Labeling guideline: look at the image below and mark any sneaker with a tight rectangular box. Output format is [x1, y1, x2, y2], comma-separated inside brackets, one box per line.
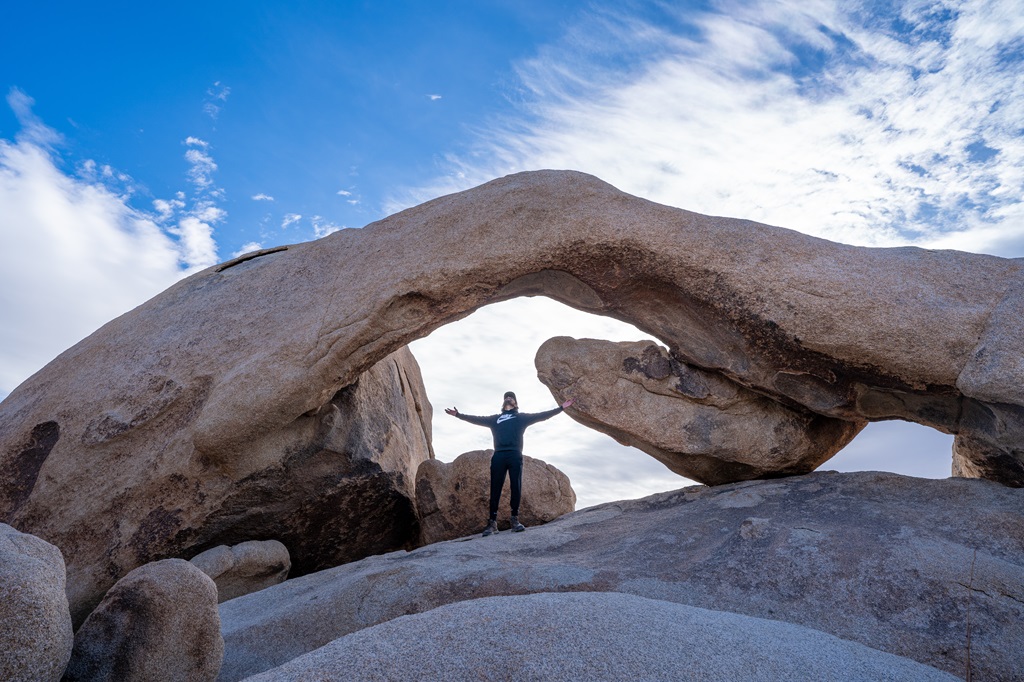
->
[510, 516, 526, 532]
[482, 519, 498, 537]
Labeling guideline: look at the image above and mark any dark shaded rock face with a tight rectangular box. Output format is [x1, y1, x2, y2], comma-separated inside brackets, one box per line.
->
[536, 337, 864, 484]
[2, 169, 1023, 616]
[218, 472, 1024, 682]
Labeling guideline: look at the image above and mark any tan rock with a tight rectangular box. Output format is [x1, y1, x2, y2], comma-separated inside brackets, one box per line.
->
[218, 472, 1024, 682]
[0, 524, 73, 682]
[1, 347, 431, 625]
[416, 450, 575, 543]
[190, 540, 291, 602]
[536, 337, 864, 484]
[63, 558, 222, 682]
[3, 169, 1023, 613]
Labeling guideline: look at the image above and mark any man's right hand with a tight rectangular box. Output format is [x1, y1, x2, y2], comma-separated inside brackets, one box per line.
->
[445, 407, 459, 416]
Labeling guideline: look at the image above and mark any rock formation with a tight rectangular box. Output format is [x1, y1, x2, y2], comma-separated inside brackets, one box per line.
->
[240, 592, 958, 681]
[3, 169, 1024, 616]
[415, 450, 575, 544]
[536, 337, 865, 484]
[218, 472, 1023, 682]
[1, 347, 432, 625]
[63, 559, 222, 682]
[0, 524, 73, 682]
[190, 540, 291, 603]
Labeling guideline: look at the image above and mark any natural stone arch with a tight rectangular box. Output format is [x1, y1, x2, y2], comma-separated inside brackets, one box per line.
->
[2, 169, 1023, 620]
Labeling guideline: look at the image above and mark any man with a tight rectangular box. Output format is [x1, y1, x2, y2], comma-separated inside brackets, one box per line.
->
[445, 391, 574, 536]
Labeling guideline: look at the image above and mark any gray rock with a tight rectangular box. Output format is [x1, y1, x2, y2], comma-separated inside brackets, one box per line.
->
[218, 472, 1023, 682]
[0, 524, 73, 682]
[416, 450, 575, 544]
[190, 540, 291, 602]
[63, 559, 222, 682]
[239, 592, 959, 682]
[536, 336, 864, 484]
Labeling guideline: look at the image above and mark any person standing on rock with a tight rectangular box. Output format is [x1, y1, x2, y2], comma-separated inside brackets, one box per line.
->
[445, 391, 573, 537]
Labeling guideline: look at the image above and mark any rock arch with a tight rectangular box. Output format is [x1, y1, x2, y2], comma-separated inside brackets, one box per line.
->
[2, 169, 1023, 619]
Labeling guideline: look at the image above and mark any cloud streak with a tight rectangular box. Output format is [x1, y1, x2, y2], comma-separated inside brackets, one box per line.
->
[394, 0, 1024, 257]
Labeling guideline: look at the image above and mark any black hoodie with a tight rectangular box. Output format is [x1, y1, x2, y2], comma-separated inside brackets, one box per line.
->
[455, 406, 563, 453]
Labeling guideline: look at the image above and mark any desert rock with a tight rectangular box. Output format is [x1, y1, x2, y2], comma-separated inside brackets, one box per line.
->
[63, 558, 223, 682]
[415, 450, 575, 544]
[4, 170, 1024, 610]
[190, 540, 291, 602]
[240, 592, 958, 682]
[0, 524, 73, 682]
[536, 337, 865, 484]
[1, 346, 431, 625]
[218, 471, 1023, 681]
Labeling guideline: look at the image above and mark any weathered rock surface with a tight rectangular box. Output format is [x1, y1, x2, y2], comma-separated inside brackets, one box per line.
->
[63, 558, 222, 682]
[218, 472, 1023, 682]
[537, 336, 865, 484]
[241, 592, 958, 682]
[1, 346, 431, 625]
[415, 450, 575, 543]
[190, 540, 291, 602]
[0, 524, 73, 682]
[4, 170, 1024, 609]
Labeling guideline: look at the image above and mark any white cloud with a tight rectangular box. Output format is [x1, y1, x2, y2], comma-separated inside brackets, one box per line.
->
[392, 0, 1024, 257]
[311, 215, 344, 238]
[184, 142, 217, 191]
[252, 193, 274, 201]
[336, 189, 352, 196]
[428, 94, 442, 101]
[204, 82, 231, 120]
[0, 93, 187, 393]
[232, 241, 264, 258]
[281, 213, 302, 228]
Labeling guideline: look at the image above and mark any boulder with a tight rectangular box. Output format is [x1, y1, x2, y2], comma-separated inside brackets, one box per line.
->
[415, 450, 575, 543]
[1, 346, 431, 625]
[4, 169, 1024, 609]
[218, 472, 1023, 682]
[536, 337, 864, 485]
[239, 592, 958, 682]
[63, 558, 222, 682]
[0, 524, 73, 682]
[190, 540, 291, 602]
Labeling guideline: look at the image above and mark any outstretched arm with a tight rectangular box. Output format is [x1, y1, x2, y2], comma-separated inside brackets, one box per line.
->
[445, 407, 493, 426]
[522, 399, 574, 426]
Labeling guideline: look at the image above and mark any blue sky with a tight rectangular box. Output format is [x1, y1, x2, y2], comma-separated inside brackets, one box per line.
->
[2, 1, 1022, 507]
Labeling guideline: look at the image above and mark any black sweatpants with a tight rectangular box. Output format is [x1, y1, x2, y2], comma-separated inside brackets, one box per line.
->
[489, 449, 523, 519]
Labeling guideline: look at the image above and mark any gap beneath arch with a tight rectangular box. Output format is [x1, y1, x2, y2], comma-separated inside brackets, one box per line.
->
[408, 297, 955, 510]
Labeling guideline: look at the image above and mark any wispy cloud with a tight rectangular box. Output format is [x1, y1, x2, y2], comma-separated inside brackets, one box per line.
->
[311, 215, 344, 238]
[204, 81, 231, 120]
[252, 193, 274, 201]
[232, 241, 264, 258]
[392, 0, 1024, 257]
[281, 213, 302, 228]
[428, 94, 442, 101]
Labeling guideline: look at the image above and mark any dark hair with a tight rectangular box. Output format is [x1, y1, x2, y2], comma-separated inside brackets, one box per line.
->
[503, 391, 517, 401]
